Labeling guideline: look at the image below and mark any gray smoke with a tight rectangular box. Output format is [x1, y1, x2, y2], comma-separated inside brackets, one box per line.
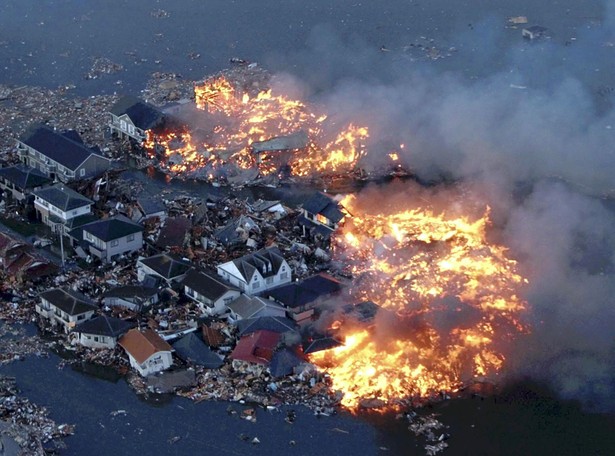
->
[268, 1, 615, 410]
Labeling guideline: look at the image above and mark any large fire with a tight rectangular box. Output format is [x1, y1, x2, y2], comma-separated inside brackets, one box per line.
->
[145, 75, 371, 179]
[309, 190, 528, 409]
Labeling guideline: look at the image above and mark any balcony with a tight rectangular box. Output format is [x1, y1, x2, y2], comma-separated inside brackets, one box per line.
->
[35, 304, 53, 319]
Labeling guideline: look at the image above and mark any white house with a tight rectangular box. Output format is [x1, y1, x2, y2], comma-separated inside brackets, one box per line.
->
[72, 216, 144, 262]
[216, 247, 291, 295]
[108, 96, 166, 142]
[118, 328, 173, 376]
[33, 184, 93, 234]
[73, 315, 134, 349]
[182, 269, 241, 316]
[36, 288, 97, 333]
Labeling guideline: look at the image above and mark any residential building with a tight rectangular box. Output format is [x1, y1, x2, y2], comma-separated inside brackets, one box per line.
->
[298, 192, 345, 238]
[0, 165, 51, 204]
[108, 96, 165, 142]
[266, 273, 342, 324]
[36, 288, 97, 333]
[216, 247, 291, 295]
[137, 253, 192, 286]
[230, 330, 281, 366]
[118, 328, 173, 376]
[226, 295, 287, 323]
[0, 232, 57, 282]
[71, 216, 144, 262]
[73, 315, 134, 349]
[171, 333, 223, 369]
[133, 198, 167, 223]
[17, 124, 110, 182]
[33, 184, 93, 234]
[102, 285, 159, 312]
[181, 269, 240, 316]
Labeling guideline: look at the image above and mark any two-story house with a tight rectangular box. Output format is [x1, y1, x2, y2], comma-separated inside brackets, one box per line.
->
[216, 247, 291, 295]
[73, 315, 134, 349]
[33, 184, 93, 234]
[17, 124, 110, 182]
[36, 288, 97, 333]
[226, 295, 287, 323]
[71, 216, 144, 262]
[118, 328, 173, 376]
[181, 269, 241, 316]
[0, 165, 51, 205]
[298, 192, 346, 239]
[108, 96, 166, 142]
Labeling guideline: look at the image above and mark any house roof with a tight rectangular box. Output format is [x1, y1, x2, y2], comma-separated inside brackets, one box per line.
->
[227, 246, 286, 283]
[201, 325, 225, 347]
[155, 217, 191, 249]
[0, 165, 51, 189]
[138, 254, 192, 280]
[227, 295, 286, 320]
[110, 96, 165, 131]
[103, 285, 159, 300]
[5, 250, 57, 279]
[237, 316, 298, 337]
[172, 333, 223, 368]
[39, 288, 97, 316]
[118, 328, 172, 365]
[230, 330, 281, 365]
[303, 335, 343, 354]
[0, 232, 28, 256]
[267, 273, 342, 309]
[250, 130, 309, 153]
[33, 184, 93, 211]
[74, 315, 134, 338]
[81, 216, 143, 242]
[137, 198, 166, 216]
[342, 300, 381, 323]
[214, 215, 259, 246]
[269, 347, 305, 378]
[19, 124, 105, 170]
[301, 192, 345, 223]
[182, 269, 238, 301]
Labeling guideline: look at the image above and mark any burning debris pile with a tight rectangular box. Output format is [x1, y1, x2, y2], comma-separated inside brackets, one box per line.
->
[309, 185, 529, 410]
[144, 65, 375, 183]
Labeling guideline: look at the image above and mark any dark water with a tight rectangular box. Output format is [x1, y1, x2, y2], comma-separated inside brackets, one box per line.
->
[2, 1, 615, 455]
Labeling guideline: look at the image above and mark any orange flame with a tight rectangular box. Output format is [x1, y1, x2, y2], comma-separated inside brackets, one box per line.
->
[309, 193, 529, 410]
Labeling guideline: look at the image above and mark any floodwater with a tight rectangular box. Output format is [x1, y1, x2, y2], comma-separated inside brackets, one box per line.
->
[2, 1, 615, 455]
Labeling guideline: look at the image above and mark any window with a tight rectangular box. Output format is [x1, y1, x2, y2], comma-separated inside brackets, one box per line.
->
[266, 277, 273, 284]
[94, 336, 99, 342]
[127, 234, 135, 242]
[77, 314, 85, 320]
[72, 210, 77, 215]
[80, 169, 86, 177]
[85, 232, 93, 241]
[110, 240, 119, 247]
[280, 272, 288, 280]
[252, 282, 260, 290]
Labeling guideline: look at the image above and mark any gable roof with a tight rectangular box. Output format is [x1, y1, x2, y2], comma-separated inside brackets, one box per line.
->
[0, 232, 28, 257]
[227, 246, 286, 283]
[82, 216, 143, 242]
[301, 192, 344, 223]
[118, 328, 172, 364]
[136, 198, 166, 216]
[230, 330, 281, 365]
[214, 215, 259, 246]
[172, 333, 223, 368]
[103, 285, 159, 300]
[74, 315, 134, 337]
[155, 217, 190, 249]
[110, 96, 165, 130]
[19, 124, 105, 170]
[267, 273, 342, 309]
[269, 347, 305, 377]
[237, 316, 298, 337]
[39, 288, 97, 316]
[227, 295, 286, 320]
[0, 165, 51, 189]
[182, 269, 238, 300]
[303, 335, 343, 354]
[138, 254, 192, 280]
[33, 184, 93, 211]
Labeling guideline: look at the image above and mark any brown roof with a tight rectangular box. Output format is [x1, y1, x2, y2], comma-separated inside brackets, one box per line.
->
[202, 325, 225, 348]
[118, 328, 172, 364]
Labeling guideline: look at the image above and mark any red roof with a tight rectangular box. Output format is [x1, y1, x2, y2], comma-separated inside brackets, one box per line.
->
[118, 328, 172, 364]
[230, 330, 280, 365]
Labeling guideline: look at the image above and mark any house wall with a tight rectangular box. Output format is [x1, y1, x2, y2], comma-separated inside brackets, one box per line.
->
[78, 333, 117, 349]
[0, 180, 26, 202]
[34, 197, 91, 224]
[78, 154, 111, 180]
[36, 297, 95, 333]
[86, 231, 143, 262]
[217, 260, 292, 296]
[103, 293, 158, 312]
[109, 114, 147, 142]
[185, 286, 240, 316]
[129, 351, 172, 376]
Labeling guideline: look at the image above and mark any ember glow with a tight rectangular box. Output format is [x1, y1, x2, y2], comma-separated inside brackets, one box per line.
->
[145, 75, 369, 179]
[309, 192, 529, 410]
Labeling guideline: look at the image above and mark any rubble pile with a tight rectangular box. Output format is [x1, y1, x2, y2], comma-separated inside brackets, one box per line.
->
[0, 323, 48, 366]
[400, 412, 450, 456]
[0, 375, 74, 455]
[84, 58, 124, 80]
